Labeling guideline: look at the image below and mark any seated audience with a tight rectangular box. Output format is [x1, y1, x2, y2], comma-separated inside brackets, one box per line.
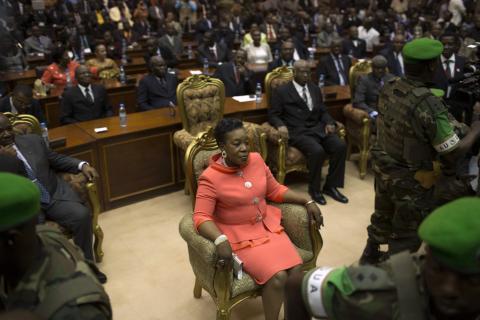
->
[213, 49, 254, 97]
[197, 30, 231, 67]
[0, 113, 106, 283]
[358, 16, 380, 53]
[0, 36, 27, 72]
[245, 29, 273, 64]
[195, 11, 216, 42]
[143, 37, 177, 68]
[87, 44, 120, 80]
[285, 198, 480, 320]
[342, 25, 367, 59]
[176, 0, 198, 33]
[193, 117, 323, 320]
[242, 23, 268, 48]
[316, 22, 340, 48]
[24, 25, 53, 56]
[269, 60, 348, 205]
[268, 40, 296, 71]
[75, 25, 95, 55]
[41, 46, 80, 87]
[0, 84, 46, 123]
[60, 65, 113, 124]
[159, 22, 183, 58]
[353, 55, 394, 119]
[0, 171, 112, 315]
[261, 11, 279, 43]
[272, 26, 308, 61]
[137, 56, 177, 111]
[103, 30, 122, 60]
[165, 12, 183, 37]
[380, 34, 406, 77]
[132, 15, 151, 41]
[317, 38, 352, 86]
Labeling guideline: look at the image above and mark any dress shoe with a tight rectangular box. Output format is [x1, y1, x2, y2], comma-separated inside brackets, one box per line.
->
[94, 269, 108, 284]
[322, 187, 348, 203]
[309, 189, 327, 205]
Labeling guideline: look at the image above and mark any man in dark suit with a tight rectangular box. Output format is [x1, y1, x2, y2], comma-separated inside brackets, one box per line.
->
[353, 55, 395, 118]
[261, 12, 280, 43]
[137, 56, 177, 111]
[268, 40, 296, 71]
[213, 49, 254, 97]
[342, 26, 367, 59]
[0, 113, 105, 283]
[143, 37, 178, 68]
[60, 66, 113, 125]
[197, 30, 232, 67]
[0, 84, 46, 124]
[271, 27, 309, 61]
[380, 34, 406, 77]
[317, 38, 352, 86]
[268, 60, 348, 205]
[158, 22, 183, 57]
[433, 33, 467, 121]
[195, 11, 216, 42]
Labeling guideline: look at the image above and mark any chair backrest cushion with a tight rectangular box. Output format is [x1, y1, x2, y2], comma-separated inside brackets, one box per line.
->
[348, 60, 372, 96]
[265, 67, 294, 108]
[177, 75, 225, 135]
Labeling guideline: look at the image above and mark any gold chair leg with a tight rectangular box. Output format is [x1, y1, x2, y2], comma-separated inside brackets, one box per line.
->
[277, 171, 286, 185]
[184, 180, 190, 195]
[193, 277, 202, 298]
[216, 309, 229, 320]
[359, 150, 368, 179]
[94, 225, 105, 263]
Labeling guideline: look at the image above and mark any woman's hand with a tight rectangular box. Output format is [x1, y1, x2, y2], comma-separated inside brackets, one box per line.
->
[306, 202, 324, 229]
[215, 241, 233, 269]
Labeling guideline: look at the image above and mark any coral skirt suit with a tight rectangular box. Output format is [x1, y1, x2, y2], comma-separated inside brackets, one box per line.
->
[193, 152, 302, 284]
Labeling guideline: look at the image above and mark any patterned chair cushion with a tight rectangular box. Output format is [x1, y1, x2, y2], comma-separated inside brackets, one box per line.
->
[270, 77, 292, 92]
[183, 85, 223, 136]
[173, 129, 195, 152]
[59, 172, 90, 204]
[193, 148, 220, 183]
[286, 146, 306, 167]
[12, 123, 35, 135]
[243, 122, 265, 156]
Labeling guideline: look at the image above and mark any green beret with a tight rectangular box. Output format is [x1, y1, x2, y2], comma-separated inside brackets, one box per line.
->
[419, 197, 480, 274]
[0, 173, 40, 232]
[402, 38, 444, 63]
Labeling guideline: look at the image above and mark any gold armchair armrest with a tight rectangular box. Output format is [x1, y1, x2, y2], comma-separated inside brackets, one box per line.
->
[86, 181, 104, 263]
[343, 104, 370, 126]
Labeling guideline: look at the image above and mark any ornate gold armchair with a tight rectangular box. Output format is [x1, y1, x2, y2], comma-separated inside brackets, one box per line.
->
[342, 60, 372, 179]
[261, 66, 345, 184]
[173, 75, 226, 153]
[178, 127, 322, 320]
[5, 113, 105, 262]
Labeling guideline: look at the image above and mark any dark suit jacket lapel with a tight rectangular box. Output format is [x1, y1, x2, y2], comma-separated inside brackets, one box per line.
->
[287, 82, 309, 111]
[308, 83, 319, 112]
[14, 136, 38, 175]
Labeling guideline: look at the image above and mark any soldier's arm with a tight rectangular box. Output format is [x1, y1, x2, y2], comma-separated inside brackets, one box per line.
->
[299, 265, 396, 320]
[418, 96, 480, 168]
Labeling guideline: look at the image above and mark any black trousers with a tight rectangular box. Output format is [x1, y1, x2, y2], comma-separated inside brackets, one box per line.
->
[42, 200, 94, 261]
[291, 133, 347, 191]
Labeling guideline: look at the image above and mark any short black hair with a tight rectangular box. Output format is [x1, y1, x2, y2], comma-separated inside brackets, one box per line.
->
[214, 118, 243, 146]
[439, 32, 458, 44]
[12, 84, 33, 98]
[50, 45, 67, 64]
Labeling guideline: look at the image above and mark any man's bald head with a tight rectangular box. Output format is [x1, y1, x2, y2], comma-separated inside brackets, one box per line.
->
[293, 60, 311, 86]
[0, 113, 14, 147]
[149, 56, 166, 78]
[75, 65, 92, 87]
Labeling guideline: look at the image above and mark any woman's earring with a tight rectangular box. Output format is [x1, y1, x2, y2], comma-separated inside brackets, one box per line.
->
[221, 150, 227, 159]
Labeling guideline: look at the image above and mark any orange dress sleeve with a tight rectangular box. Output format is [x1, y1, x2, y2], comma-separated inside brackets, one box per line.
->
[41, 65, 54, 84]
[264, 157, 288, 202]
[193, 173, 217, 230]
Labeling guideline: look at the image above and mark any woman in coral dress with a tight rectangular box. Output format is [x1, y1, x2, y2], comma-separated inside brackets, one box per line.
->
[193, 118, 323, 320]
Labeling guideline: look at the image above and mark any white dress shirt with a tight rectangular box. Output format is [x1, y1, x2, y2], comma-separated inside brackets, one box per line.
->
[78, 84, 94, 102]
[9, 97, 18, 114]
[293, 80, 313, 111]
[441, 54, 456, 97]
[358, 26, 380, 52]
[394, 52, 404, 75]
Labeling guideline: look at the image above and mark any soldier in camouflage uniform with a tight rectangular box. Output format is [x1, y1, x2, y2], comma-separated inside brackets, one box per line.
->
[358, 38, 480, 264]
[0, 172, 112, 320]
[285, 197, 480, 320]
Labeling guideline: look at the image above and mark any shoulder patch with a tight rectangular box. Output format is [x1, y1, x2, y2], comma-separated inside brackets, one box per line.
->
[346, 265, 395, 291]
[412, 87, 430, 97]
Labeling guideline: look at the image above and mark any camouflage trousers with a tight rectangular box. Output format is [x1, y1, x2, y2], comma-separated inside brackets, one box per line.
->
[367, 170, 435, 255]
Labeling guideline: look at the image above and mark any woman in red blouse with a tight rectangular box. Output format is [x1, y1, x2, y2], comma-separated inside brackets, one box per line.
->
[41, 46, 79, 87]
[193, 118, 323, 320]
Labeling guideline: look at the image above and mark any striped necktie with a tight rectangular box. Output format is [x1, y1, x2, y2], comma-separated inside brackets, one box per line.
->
[16, 153, 51, 204]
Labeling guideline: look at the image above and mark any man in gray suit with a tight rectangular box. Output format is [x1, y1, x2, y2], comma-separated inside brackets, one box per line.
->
[158, 22, 183, 58]
[0, 113, 106, 282]
[353, 55, 394, 120]
[23, 25, 53, 55]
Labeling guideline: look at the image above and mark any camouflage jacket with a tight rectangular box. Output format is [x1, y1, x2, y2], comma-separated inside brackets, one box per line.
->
[303, 252, 445, 320]
[0, 226, 111, 320]
[373, 77, 460, 176]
